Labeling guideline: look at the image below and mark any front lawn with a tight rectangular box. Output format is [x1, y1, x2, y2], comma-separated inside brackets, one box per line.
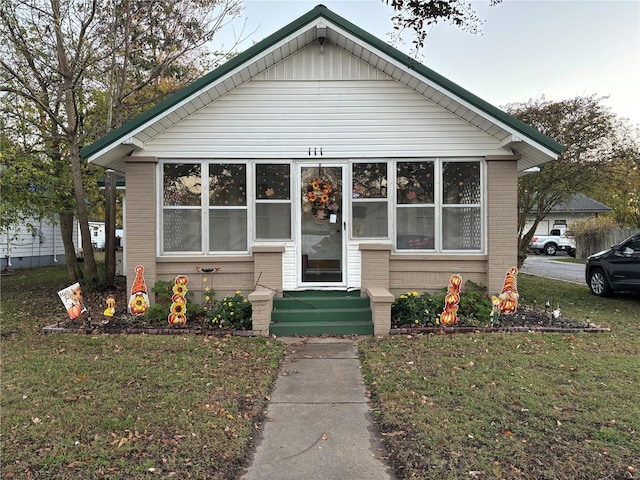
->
[0, 267, 284, 479]
[2, 267, 638, 479]
[359, 275, 640, 479]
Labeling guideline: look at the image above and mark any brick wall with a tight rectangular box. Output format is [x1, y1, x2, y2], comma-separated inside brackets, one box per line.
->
[486, 159, 518, 294]
[124, 157, 158, 301]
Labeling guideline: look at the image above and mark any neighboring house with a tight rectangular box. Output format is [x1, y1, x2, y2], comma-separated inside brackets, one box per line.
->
[1, 216, 76, 270]
[82, 5, 562, 335]
[527, 193, 612, 235]
[78, 221, 106, 251]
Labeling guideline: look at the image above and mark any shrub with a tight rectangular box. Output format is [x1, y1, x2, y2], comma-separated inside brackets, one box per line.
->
[391, 281, 493, 328]
[457, 280, 493, 327]
[144, 279, 206, 325]
[391, 291, 440, 327]
[207, 291, 253, 330]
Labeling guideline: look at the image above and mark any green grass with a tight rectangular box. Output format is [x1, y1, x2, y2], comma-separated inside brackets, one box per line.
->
[3, 266, 639, 479]
[0, 266, 284, 479]
[548, 256, 585, 264]
[359, 275, 640, 479]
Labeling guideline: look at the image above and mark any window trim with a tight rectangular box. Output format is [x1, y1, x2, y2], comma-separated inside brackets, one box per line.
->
[254, 161, 293, 241]
[394, 157, 485, 253]
[159, 159, 251, 255]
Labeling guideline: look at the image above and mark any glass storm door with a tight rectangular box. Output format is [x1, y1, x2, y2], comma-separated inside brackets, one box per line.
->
[299, 164, 345, 285]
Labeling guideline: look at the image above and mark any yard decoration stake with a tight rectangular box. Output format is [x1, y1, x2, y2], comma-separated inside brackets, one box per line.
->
[129, 265, 150, 316]
[58, 282, 87, 319]
[440, 274, 462, 325]
[492, 267, 519, 316]
[103, 294, 116, 317]
[168, 275, 189, 325]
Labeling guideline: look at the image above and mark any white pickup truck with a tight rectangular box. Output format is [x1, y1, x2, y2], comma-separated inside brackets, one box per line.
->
[529, 228, 576, 257]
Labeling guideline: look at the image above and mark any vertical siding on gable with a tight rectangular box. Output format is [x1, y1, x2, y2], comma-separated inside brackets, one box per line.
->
[142, 58, 506, 161]
[143, 79, 505, 160]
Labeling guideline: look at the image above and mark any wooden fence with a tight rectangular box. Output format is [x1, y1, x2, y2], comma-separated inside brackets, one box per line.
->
[576, 228, 640, 259]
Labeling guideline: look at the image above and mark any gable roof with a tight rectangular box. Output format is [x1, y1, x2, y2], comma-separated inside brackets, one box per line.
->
[82, 4, 563, 172]
[551, 193, 611, 214]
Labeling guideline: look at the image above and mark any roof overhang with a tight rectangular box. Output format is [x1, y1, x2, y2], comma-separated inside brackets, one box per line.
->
[82, 5, 562, 173]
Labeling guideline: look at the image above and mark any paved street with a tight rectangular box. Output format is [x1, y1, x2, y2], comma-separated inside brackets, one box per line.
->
[521, 254, 586, 285]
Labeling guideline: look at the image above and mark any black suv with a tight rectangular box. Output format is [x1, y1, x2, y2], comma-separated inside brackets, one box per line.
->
[585, 232, 640, 296]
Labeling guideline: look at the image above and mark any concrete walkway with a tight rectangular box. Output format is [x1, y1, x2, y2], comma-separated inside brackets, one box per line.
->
[241, 337, 395, 480]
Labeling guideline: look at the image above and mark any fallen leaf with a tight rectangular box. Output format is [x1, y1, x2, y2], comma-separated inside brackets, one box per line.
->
[321, 433, 328, 440]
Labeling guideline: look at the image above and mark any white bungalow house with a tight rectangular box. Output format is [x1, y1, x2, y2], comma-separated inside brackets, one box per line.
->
[82, 5, 562, 336]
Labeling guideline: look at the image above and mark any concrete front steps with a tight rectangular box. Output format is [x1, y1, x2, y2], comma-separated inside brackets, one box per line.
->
[270, 290, 374, 336]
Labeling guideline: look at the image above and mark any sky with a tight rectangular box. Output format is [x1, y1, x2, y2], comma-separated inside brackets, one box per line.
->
[216, 0, 640, 126]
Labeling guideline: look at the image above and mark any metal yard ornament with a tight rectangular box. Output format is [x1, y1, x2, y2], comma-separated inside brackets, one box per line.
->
[491, 267, 519, 317]
[168, 275, 189, 325]
[128, 265, 150, 316]
[441, 274, 462, 325]
[57, 282, 87, 319]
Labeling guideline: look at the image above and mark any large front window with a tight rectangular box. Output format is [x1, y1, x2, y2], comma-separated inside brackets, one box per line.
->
[395, 159, 483, 251]
[161, 161, 248, 253]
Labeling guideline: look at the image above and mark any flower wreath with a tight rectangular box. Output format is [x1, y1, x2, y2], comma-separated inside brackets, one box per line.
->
[305, 178, 336, 217]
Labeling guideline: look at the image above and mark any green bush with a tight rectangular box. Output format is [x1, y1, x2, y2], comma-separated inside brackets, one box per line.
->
[207, 291, 253, 330]
[391, 281, 493, 328]
[144, 279, 207, 325]
[391, 290, 441, 327]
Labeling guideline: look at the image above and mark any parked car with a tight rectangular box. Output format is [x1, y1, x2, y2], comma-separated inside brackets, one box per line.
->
[529, 228, 576, 257]
[585, 232, 640, 296]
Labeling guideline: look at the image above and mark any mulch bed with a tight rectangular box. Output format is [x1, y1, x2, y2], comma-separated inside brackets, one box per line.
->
[43, 284, 609, 336]
[392, 305, 609, 334]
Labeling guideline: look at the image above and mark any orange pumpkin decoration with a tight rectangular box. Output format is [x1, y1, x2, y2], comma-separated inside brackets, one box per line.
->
[441, 274, 462, 326]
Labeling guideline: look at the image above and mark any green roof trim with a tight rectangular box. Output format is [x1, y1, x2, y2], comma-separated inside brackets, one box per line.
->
[82, 4, 562, 160]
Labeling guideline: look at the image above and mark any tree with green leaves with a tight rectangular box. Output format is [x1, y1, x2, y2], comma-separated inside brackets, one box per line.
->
[505, 95, 632, 266]
[586, 125, 640, 228]
[1, 0, 243, 284]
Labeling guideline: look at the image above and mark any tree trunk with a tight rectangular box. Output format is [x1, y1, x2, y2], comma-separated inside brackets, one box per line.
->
[59, 212, 83, 282]
[104, 170, 117, 285]
[68, 140, 98, 281]
[52, 0, 98, 282]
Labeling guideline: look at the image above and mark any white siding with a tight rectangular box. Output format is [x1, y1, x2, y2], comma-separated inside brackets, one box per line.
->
[0, 216, 71, 269]
[347, 242, 361, 289]
[138, 44, 507, 161]
[141, 79, 504, 160]
[282, 245, 297, 290]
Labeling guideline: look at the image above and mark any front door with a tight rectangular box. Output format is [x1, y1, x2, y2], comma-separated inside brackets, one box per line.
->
[298, 164, 346, 286]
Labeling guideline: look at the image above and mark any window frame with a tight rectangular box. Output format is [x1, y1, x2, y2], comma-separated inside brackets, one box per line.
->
[350, 160, 390, 240]
[159, 159, 250, 255]
[254, 161, 293, 241]
[393, 158, 485, 253]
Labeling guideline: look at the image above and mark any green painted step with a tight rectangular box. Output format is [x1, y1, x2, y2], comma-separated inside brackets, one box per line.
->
[272, 307, 372, 323]
[273, 296, 370, 310]
[270, 291, 373, 336]
[270, 321, 374, 337]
